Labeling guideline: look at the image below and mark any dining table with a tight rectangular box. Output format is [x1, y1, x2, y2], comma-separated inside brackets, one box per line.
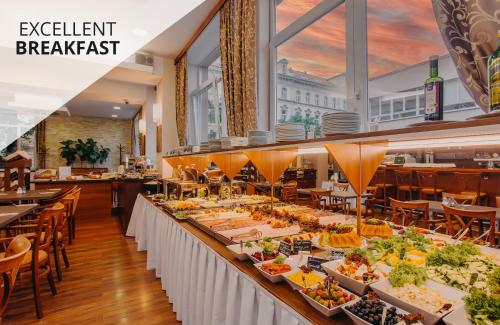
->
[297, 188, 374, 213]
[0, 204, 38, 228]
[0, 188, 62, 203]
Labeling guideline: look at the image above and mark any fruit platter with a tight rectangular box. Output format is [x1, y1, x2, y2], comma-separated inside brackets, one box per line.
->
[300, 277, 357, 317]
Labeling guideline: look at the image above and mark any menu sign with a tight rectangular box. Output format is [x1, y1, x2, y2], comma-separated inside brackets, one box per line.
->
[331, 250, 345, 261]
[307, 256, 328, 274]
[293, 240, 312, 254]
[278, 241, 292, 257]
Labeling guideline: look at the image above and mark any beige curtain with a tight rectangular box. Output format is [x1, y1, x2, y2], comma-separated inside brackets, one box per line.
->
[220, 0, 257, 136]
[433, 0, 500, 112]
[175, 55, 188, 146]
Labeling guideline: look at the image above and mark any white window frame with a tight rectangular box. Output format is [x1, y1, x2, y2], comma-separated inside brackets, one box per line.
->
[269, 0, 368, 132]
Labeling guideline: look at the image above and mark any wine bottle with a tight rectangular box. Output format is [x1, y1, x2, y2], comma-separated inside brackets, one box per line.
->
[488, 30, 500, 112]
[424, 55, 444, 120]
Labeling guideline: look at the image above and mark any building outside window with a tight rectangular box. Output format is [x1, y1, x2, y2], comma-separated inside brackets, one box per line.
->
[281, 87, 287, 99]
[296, 90, 301, 103]
[306, 92, 310, 104]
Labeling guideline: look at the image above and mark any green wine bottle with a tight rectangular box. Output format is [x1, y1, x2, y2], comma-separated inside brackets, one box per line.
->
[488, 30, 500, 112]
[424, 55, 444, 120]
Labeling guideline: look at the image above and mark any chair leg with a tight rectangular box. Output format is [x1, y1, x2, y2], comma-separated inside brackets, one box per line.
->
[53, 242, 63, 282]
[32, 269, 43, 319]
[68, 217, 73, 244]
[61, 245, 70, 268]
[72, 216, 76, 240]
[47, 267, 57, 296]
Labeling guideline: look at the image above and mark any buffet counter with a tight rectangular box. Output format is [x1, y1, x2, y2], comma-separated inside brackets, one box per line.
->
[32, 178, 112, 218]
[126, 194, 350, 325]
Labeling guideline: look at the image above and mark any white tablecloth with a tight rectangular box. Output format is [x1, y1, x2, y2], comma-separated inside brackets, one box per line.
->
[126, 195, 312, 325]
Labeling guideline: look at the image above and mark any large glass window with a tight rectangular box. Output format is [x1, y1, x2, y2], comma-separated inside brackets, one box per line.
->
[367, 0, 480, 125]
[274, 2, 346, 135]
[187, 13, 227, 145]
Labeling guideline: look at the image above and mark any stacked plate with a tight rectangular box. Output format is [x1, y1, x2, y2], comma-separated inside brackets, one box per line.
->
[274, 123, 305, 142]
[322, 112, 360, 135]
[200, 141, 210, 152]
[221, 137, 248, 149]
[208, 139, 222, 151]
[248, 130, 271, 146]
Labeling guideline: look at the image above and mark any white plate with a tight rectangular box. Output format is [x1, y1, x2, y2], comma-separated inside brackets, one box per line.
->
[253, 256, 298, 283]
[369, 279, 466, 325]
[341, 295, 411, 325]
[442, 304, 471, 325]
[321, 259, 389, 296]
[300, 285, 357, 317]
[282, 269, 326, 291]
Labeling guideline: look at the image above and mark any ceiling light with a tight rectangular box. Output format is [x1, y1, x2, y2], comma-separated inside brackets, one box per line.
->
[388, 133, 500, 150]
[298, 147, 328, 154]
[113, 106, 121, 110]
[111, 114, 118, 118]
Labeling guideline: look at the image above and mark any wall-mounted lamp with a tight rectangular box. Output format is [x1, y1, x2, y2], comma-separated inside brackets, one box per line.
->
[153, 103, 162, 125]
[139, 119, 146, 134]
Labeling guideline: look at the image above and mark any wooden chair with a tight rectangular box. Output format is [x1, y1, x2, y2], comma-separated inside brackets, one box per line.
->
[0, 235, 31, 318]
[442, 192, 477, 205]
[53, 188, 81, 281]
[390, 198, 430, 228]
[395, 170, 418, 200]
[442, 205, 496, 245]
[281, 186, 298, 204]
[333, 182, 349, 191]
[65, 186, 81, 243]
[3, 205, 64, 318]
[310, 190, 332, 210]
[416, 171, 444, 201]
[454, 172, 488, 206]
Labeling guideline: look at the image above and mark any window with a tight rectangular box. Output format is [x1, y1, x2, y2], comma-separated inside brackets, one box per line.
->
[186, 13, 227, 145]
[273, 1, 347, 136]
[280, 105, 288, 122]
[269, 0, 481, 133]
[281, 87, 287, 99]
[366, 0, 480, 124]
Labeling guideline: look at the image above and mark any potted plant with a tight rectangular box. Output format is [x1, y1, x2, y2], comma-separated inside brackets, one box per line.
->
[58, 140, 77, 166]
[75, 138, 110, 167]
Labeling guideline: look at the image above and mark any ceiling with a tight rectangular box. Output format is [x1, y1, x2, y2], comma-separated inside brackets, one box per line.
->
[63, 99, 141, 119]
[141, 0, 219, 58]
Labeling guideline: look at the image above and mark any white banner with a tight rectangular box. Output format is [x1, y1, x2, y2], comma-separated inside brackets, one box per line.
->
[0, 0, 204, 151]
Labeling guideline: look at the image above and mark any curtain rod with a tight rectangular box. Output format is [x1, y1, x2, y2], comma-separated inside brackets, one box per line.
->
[175, 0, 228, 64]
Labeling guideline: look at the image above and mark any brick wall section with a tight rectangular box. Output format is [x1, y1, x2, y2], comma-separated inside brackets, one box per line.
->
[45, 116, 132, 170]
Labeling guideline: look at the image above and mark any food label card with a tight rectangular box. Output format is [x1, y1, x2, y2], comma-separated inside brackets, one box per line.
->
[293, 240, 312, 254]
[278, 241, 292, 257]
[331, 250, 345, 261]
[307, 256, 328, 274]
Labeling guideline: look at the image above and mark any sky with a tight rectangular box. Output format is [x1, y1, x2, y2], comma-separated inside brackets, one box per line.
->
[276, 0, 448, 79]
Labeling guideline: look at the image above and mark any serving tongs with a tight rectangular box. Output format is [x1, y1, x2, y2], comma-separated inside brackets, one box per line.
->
[436, 303, 452, 314]
[231, 228, 263, 242]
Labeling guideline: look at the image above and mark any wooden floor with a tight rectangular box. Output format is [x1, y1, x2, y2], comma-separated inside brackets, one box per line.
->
[4, 213, 181, 325]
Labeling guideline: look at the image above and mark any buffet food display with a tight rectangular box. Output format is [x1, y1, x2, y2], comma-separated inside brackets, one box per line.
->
[148, 193, 500, 325]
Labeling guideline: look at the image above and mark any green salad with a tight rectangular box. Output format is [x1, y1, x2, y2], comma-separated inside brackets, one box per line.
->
[426, 241, 480, 267]
[388, 263, 428, 287]
[463, 266, 500, 325]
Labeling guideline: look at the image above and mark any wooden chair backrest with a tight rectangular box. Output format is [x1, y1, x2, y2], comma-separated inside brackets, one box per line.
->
[395, 170, 412, 187]
[281, 186, 297, 204]
[310, 190, 331, 209]
[496, 196, 500, 208]
[442, 205, 496, 245]
[333, 182, 349, 191]
[0, 235, 31, 317]
[246, 183, 256, 195]
[416, 171, 438, 189]
[390, 198, 429, 227]
[443, 192, 477, 205]
[33, 205, 65, 267]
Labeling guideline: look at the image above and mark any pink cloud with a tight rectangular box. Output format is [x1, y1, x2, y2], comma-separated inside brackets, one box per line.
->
[276, 0, 448, 79]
